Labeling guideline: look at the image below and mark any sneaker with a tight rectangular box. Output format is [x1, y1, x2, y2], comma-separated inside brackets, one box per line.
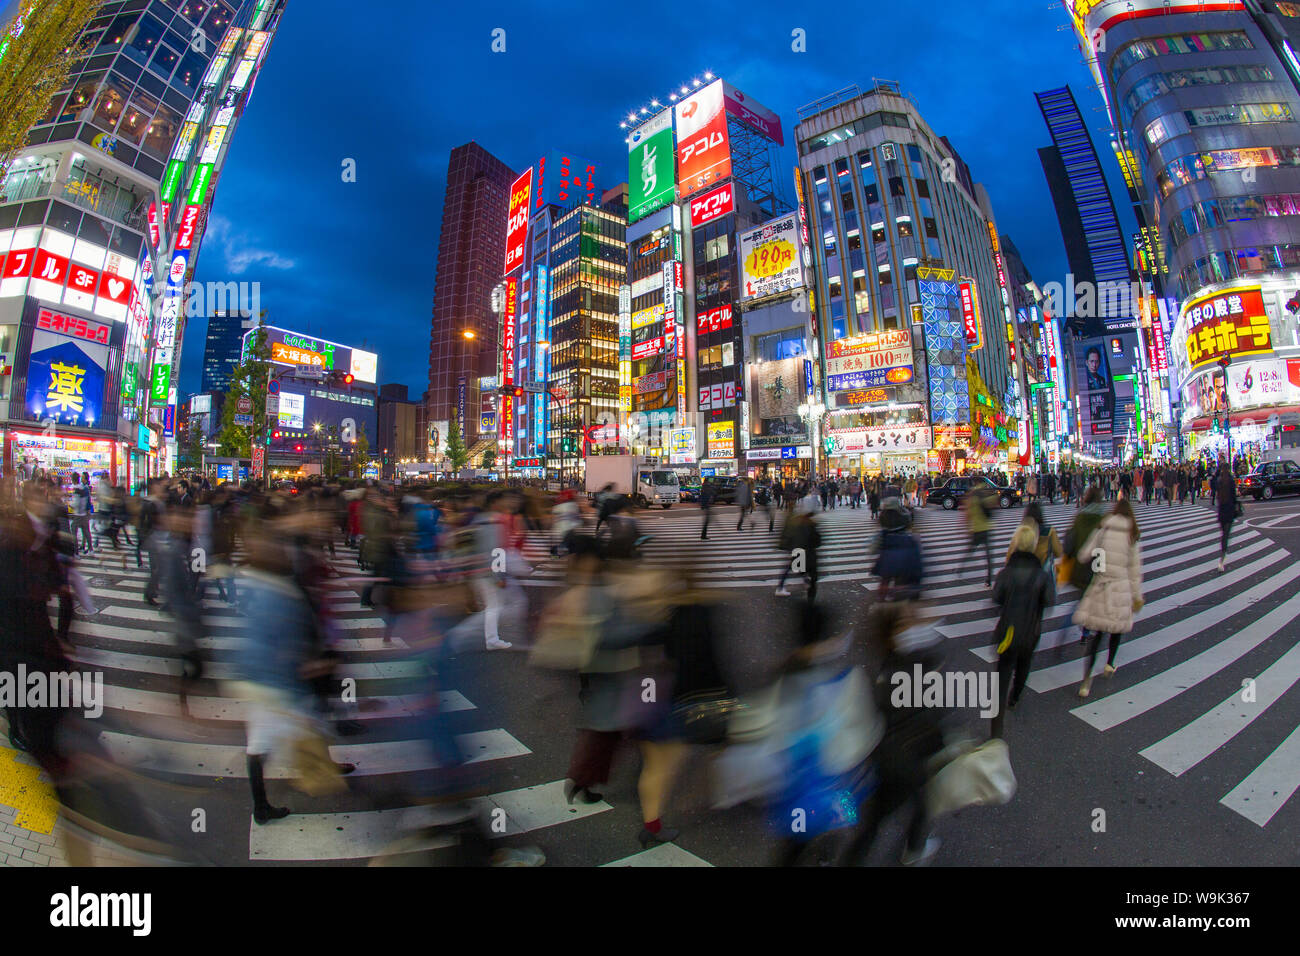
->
[1217, 558, 1225, 572]
[901, 836, 941, 867]
[1078, 676, 1092, 699]
[774, 587, 791, 597]
[485, 638, 512, 650]
[1103, 664, 1116, 678]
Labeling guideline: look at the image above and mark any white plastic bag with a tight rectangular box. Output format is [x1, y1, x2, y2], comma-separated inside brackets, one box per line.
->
[925, 737, 1017, 818]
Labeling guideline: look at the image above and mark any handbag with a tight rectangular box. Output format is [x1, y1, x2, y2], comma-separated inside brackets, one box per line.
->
[672, 688, 743, 745]
[924, 738, 1016, 818]
[528, 585, 604, 670]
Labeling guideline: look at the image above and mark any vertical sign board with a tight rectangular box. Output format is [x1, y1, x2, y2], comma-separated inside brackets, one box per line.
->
[627, 110, 676, 223]
[959, 280, 983, 351]
[457, 377, 467, 445]
[501, 277, 518, 453]
[504, 169, 533, 275]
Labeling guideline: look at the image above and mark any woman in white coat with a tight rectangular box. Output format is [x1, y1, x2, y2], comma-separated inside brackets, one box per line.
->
[1073, 497, 1144, 698]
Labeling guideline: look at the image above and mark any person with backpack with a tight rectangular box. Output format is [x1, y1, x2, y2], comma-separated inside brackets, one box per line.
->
[872, 498, 923, 602]
[1074, 498, 1144, 698]
[990, 524, 1053, 739]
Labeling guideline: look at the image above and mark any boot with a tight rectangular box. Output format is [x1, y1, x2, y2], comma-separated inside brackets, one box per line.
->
[248, 754, 290, 824]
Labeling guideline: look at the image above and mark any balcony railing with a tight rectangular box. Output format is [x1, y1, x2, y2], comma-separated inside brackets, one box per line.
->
[0, 170, 147, 232]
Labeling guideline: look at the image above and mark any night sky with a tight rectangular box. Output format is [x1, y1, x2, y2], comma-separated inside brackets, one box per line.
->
[184, 0, 1135, 398]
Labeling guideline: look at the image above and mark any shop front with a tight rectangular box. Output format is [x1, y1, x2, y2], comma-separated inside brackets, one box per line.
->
[8, 429, 124, 486]
[745, 445, 812, 478]
[825, 424, 933, 477]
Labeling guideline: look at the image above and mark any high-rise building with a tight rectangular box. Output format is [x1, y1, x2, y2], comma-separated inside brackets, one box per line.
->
[1036, 85, 1135, 334]
[0, 1, 288, 485]
[1069, 0, 1300, 462]
[490, 151, 623, 480]
[378, 383, 418, 479]
[795, 82, 1018, 473]
[201, 309, 253, 394]
[426, 142, 515, 444]
[619, 77, 790, 479]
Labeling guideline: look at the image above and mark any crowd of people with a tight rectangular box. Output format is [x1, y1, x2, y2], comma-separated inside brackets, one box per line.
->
[0, 451, 1251, 865]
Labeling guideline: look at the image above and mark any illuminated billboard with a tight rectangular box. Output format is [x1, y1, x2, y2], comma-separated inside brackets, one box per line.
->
[241, 326, 379, 384]
[722, 81, 784, 146]
[959, 280, 983, 350]
[628, 111, 675, 223]
[738, 213, 804, 301]
[504, 169, 533, 274]
[824, 330, 914, 392]
[675, 80, 731, 198]
[688, 182, 734, 228]
[502, 276, 518, 386]
[1174, 285, 1272, 379]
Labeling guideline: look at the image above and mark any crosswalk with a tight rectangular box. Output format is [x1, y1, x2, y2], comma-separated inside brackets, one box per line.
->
[34, 541, 712, 866]
[864, 500, 1300, 830]
[19, 495, 1297, 866]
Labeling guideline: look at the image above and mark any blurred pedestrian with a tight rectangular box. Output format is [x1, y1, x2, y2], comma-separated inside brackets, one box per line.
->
[1074, 498, 1144, 698]
[990, 524, 1052, 739]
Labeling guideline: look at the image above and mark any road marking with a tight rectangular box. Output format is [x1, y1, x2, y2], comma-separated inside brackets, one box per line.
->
[1025, 562, 1300, 693]
[1134, 636, 1300, 772]
[1081, 590, 1300, 733]
[71, 645, 428, 681]
[249, 779, 609, 861]
[600, 842, 713, 867]
[1220, 725, 1300, 826]
[100, 728, 530, 779]
[99, 684, 472, 722]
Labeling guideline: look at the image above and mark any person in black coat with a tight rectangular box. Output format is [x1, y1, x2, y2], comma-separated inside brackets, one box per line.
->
[1216, 463, 1238, 573]
[990, 525, 1053, 739]
[872, 501, 923, 602]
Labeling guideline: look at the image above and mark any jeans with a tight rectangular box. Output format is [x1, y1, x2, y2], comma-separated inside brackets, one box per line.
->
[71, 514, 92, 552]
[968, 530, 992, 584]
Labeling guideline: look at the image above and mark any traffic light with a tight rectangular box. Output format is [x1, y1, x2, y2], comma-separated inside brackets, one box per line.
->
[343, 373, 354, 385]
[1212, 415, 1221, 433]
[513, 386, 523, 398]
[273, 430, 282, 440]
[295, 444, 304, 453]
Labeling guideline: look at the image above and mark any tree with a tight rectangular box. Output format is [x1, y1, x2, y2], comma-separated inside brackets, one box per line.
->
[0, 2, 99, 174]
[446, 418, 469, 471]
[481, 447, 496, 469]
[351, 422, 370, 478]
[215, 316, 271, 458]
[178, 418, 205, 473]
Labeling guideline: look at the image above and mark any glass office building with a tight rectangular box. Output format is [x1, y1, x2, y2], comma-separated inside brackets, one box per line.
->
[0, 0, 287, 483]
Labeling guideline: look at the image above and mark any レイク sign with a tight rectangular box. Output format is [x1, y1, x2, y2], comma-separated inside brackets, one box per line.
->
[504, 169, 533, 274]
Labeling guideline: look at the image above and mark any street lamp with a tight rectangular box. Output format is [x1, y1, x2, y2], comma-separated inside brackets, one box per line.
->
[462, 329, 476, 341]
[798, 401, 826, 477]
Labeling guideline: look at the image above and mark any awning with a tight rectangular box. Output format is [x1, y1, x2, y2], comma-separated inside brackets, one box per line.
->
[1186, 404, 1300, 432]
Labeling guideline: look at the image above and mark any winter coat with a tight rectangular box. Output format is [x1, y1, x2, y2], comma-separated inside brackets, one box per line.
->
[992, 551, 1052, 654]
[1073, 514, 1143, 635]
[735, 481, 753, 508]
[1006, 517, 1063, 566]
[1216, 471, 1238, 525]
[872, 527, 923, 595]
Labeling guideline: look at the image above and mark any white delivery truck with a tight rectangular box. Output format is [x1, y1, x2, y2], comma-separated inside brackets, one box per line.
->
[585, 455, 680, 509]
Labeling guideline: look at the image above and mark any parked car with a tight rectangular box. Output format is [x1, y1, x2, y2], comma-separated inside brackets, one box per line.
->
[925, 476, 1021, 511]
[1238, 459, 1300, 500]
[707, 476, 741, 505]
[679, 478, 702, 503]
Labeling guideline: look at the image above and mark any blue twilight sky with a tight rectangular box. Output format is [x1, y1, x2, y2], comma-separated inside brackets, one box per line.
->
[184, 0, 1135, 399]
